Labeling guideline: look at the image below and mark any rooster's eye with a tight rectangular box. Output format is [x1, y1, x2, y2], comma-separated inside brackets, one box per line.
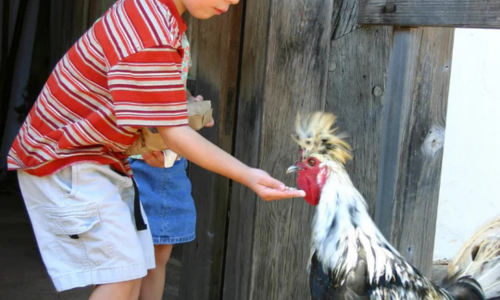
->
[308, 159, 316, 166]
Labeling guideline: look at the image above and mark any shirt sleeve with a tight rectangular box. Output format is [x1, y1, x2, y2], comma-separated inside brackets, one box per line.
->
[108, 45, 188, 128]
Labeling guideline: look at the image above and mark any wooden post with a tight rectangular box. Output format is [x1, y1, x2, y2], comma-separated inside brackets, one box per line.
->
[223, 0, 333, 299]
[326, 0, 393, 216]
[179, 4, 244, 300]
[374, 27, 454, 276]
[220, 0, 273, 298]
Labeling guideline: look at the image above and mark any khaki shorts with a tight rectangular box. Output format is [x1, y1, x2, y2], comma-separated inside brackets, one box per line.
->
[17, 163, 155, 292]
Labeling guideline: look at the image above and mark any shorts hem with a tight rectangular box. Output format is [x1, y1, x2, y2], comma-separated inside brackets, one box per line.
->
[152, 233, 195, 245]
[52, 260, 155, 292]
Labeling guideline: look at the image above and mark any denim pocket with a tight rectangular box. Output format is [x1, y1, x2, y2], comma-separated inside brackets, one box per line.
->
[43, 203, 115, 267]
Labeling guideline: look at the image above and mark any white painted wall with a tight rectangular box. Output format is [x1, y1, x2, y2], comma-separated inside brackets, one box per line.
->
[433, 28, 500, 261]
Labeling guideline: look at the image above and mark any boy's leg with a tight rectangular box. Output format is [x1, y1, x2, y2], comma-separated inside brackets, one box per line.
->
[17, 163, 155, 293]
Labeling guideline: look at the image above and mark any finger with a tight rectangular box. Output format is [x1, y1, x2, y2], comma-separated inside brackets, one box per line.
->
[141, 152, 163, 168]
[152, 151, 163, 160]
[142, 152, 154, 159]
[261, 189, 306, 201]
[205, 119, 215, 128]
[195, 95, 203, 101]
[142, 152, 155, 161]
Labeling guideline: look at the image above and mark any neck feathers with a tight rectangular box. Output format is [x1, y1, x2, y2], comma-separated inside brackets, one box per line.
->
[311, 163, 400, 284]
[310, 163, 488, 299]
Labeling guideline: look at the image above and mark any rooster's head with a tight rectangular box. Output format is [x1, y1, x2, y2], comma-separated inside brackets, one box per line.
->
[287, 112, 352, 206]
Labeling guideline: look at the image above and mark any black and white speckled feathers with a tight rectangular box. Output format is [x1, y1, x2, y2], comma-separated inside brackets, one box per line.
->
[309, 161, 462, 300]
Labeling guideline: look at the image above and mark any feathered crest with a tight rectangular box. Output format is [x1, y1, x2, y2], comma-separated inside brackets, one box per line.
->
[292, 112, 352, 164]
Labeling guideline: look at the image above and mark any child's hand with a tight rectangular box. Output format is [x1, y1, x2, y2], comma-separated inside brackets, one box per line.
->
[188, 94, 215, 128]
[188, 94, 204, 102]
[142, 151, 164, 168]
[244, 168, 306, 201]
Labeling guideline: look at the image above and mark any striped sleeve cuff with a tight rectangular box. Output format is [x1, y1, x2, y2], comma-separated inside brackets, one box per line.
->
[108, 46, 188, 127]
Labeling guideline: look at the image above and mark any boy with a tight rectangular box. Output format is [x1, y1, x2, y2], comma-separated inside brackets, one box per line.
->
[7, 0, 305, 299]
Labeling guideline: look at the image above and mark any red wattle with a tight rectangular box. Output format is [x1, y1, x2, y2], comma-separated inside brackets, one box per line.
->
[297, 169, 321, 206]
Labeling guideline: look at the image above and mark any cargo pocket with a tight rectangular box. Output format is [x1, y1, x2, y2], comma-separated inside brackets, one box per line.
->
[44, 203, 115, 267]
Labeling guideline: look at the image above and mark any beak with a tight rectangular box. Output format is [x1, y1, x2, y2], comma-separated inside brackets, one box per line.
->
[286, 164, 300, 174]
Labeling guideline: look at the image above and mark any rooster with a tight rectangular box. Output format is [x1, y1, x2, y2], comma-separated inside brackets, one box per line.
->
[286, 112, 500, 300]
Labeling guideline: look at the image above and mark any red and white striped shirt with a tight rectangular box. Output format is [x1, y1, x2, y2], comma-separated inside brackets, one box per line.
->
[8, 0, 189, 176]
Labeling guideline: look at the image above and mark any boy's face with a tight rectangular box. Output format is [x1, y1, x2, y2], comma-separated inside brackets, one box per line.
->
[181, 0, 240, 19]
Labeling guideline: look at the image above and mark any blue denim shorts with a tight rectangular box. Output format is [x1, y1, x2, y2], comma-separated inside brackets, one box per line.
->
[130, 158, 196, 245]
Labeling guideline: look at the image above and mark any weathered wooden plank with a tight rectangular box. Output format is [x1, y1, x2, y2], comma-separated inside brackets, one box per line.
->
[221, 0, 271, 298]
[178, 4, 244, 300]
[222, 0, 334, 299]
[374, 27, 454, 276]
[331, 0, 362, 40]
[326, 25, 392, 216]
[375, 28, 421, 255]
[253, 0, 333, 294]
[358, 0, 500, 28]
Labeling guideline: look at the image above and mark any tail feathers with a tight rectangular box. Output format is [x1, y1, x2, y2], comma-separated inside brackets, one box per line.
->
[441, 275, 485, 300]
[446, 217, 500, 299]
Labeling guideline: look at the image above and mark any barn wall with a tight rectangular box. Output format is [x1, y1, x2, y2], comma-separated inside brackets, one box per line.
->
[224, 0, 453, 297]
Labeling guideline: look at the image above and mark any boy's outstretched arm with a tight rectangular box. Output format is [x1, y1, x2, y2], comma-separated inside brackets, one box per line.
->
[157, 126, 305, 201]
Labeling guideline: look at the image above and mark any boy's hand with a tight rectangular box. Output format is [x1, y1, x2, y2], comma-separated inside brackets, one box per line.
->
[142, 151, 164, 168]
[188, 94, 214, 128]
[245, 168, 306, 201]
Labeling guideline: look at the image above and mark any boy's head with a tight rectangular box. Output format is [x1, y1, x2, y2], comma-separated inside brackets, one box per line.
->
[174, 0, 240, 19]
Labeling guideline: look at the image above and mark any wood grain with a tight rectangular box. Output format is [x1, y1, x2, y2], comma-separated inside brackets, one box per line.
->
[331, 0, 363, 40]
[358, 0, 500, 28]
[179, 3, 244, 300]
[221, 0, 271, 298]
[374, 27, 454, 276]
[223, 0, 334, 299]
[326, 25, 392, 216]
